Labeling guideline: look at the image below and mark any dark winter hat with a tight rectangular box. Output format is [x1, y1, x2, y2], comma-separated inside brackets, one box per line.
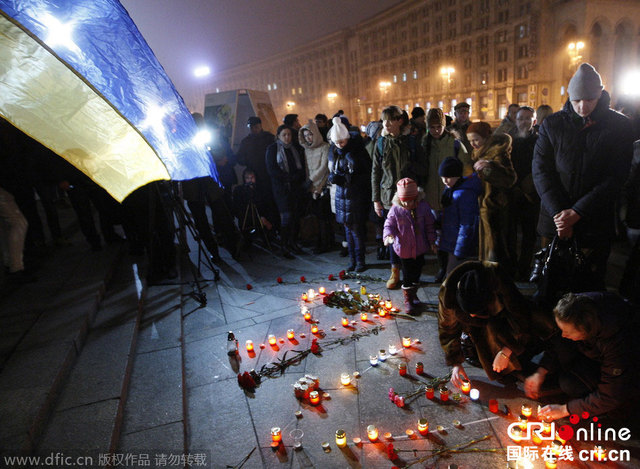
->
[247, 116, 261, 127]
[283, 114, 299, 126]
[456, 269, 493, 316]
[466, 121, 492, 140]
[568, 63, 603, 101]
[427, 108, 446, 127]
[396, 178, 418, 201]
[411, 106, 426, 119]
[365, 120, 383, 140]
[438, 157, 463, 178]
[454, 102, 470, 111]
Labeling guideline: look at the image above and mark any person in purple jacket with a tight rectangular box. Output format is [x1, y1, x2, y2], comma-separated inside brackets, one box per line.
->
[383, 178, 437, 315]
[437, 157, 482, 277]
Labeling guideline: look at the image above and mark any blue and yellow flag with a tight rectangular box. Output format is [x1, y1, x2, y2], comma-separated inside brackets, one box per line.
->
[0, 0, 217, 202]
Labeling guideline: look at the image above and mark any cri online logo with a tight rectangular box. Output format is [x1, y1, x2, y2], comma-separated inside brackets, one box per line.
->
[507, 412, 631, 443]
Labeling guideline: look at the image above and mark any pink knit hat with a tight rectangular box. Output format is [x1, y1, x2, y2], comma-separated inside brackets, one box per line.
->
[396, 178, 418, 201]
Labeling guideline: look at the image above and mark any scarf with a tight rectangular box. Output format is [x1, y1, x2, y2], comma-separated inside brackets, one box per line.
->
[276, 140, 302, 173]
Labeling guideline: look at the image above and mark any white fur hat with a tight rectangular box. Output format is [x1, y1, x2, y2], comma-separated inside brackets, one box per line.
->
[328, 116, 349, 144]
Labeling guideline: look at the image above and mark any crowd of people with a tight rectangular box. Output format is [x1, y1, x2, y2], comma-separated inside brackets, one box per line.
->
[1, 62, 639, 422]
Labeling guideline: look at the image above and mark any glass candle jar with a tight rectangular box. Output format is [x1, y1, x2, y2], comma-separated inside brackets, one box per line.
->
[461, 379, 471, 394]
[521, 404, 532, 418]
[360, 312, 368, 321]
[439, 387, 449, 402]
[415, 362, 424, 374]
[245, 340, 254, 351]
[340, 373, 351, 386]
[425, 387, 435, 399]
[378, 307, 386, 317]
[319, 286, 326, 295]
[309, 390, 320, 405]
[271, 427, 282, 442]
[367, 425, 378, 442]
[399, 363, 407, 376]
[311, 324, 319, 334]
[335, 429, 347, 447]
[287, 329, 295, 340]
[268, 334, 277, 345]
[417, 418, 429, 435]
[378, 349, 387, 361]
[341, 317, 349, 327]
[388, 344, 397, 355]
[402, 337, 411, 347]
[369, 355, 378, 366]
[360, 285, 367, 295]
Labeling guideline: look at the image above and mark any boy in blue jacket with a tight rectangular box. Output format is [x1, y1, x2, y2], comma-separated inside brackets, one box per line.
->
[438, 157, 482, 277]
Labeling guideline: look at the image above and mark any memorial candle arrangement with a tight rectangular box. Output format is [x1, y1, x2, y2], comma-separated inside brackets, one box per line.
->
[245, 340, 254, 351]
[402, 337, 411, 348]
[268, 334, 277, 345]
[287, 329, 295, 340]
[309, 390, 320, 405]
[367, 425, 378, 442]
[271, 427, 282, 442]
[335, 429, 347, 447]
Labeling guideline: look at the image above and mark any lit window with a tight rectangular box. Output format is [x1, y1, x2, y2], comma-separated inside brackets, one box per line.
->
[273, 83, 277, 90]
[298, 87, 302, 94]
[292, 88, 296, 95]
[438, 100, 443, 108]
[413, 70, 418, 79]
[393, 75, 397, 83]
[267, 84, 271, 91]
[367, 107, 373, 114]
[426, 101, 431, 109]
[402, 73, 407, 82]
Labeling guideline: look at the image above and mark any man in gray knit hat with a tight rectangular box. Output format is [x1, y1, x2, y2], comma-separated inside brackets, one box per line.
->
[532, 63, 634, 293]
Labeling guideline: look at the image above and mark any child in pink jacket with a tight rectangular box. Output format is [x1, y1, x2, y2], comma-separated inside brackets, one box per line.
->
[383, 178, 437, 315]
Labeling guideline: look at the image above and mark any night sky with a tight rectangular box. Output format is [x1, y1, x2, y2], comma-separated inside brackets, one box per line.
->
[120, 0, 400, 101]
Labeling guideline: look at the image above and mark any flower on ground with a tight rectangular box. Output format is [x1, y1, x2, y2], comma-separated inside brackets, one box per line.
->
[300, 276, 306, 282]
[310, 338, 321, 354]
[386, 443, 398, 461]
[328, 274, 334, 281]
[246, 284, 252, 290]
[339, 270, 346, 280]
[277, 277, 283, 283]
[388, 387, 396, 401]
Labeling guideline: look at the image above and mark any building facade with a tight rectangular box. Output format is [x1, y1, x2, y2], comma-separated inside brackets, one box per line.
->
[193, 0, 640, 126]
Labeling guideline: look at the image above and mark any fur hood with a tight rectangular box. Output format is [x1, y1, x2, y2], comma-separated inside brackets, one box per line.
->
[472, 132, 512, 162]
[299, 119, 324, 149]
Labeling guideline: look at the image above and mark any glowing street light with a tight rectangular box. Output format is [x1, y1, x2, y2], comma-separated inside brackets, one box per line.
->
[621, 70, 640, 96]
[568, 41, 585, 70]
[193, 66, 211, 78]
[440, 66, 455, 84]
[286, 101, 296, 109]
[327, 92, 338, 104]
[379, 81, 392, 93]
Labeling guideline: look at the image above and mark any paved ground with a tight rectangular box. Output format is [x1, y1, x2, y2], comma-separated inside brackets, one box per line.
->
[0, 204, 638, 469]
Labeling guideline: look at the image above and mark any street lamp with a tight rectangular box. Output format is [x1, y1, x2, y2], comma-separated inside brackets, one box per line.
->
[440, 66, 455, 84]
[567, 41, 585, 70]
[286, 101, 295, 111]
[440, 66, 455, 113]
[193, 66, 210, 78]
[327, 92, 338, 105]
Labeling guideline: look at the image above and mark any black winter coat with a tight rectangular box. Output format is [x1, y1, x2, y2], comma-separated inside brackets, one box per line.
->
[532, 91, 634, 245]
[265, 141, 307, 214]
[328, 136, 371, 225]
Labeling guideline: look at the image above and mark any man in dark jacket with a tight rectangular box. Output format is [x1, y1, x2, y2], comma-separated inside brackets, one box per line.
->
[236, 117, 277, 225]
[527, 292, 639, 420]
[532, 63, 634, 289]
[508, 106, 540, 280]
[438, 261, 554, 388]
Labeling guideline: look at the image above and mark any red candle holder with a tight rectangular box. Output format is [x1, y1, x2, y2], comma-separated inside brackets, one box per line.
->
[425, 387, 435, 399]
[489, 399, 499, 413]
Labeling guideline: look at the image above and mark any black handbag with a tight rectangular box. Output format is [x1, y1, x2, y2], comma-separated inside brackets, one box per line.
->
[531, 235, 590, 307]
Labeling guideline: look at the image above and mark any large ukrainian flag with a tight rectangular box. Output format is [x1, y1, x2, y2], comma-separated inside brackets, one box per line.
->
[0, 0, 216, 202]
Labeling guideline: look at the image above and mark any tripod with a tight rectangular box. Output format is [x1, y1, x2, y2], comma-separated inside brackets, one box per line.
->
[152, 182, 219, 306]
[241, 197, 272, 251]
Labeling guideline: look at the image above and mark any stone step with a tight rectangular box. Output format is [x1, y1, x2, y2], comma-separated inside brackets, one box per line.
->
[117, 277, 185, 455]
[0, 241, 124, 455]
[36, 258, 144, 455]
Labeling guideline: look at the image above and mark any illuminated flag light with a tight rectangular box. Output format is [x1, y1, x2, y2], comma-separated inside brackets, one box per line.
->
[0, 1, 217, 202]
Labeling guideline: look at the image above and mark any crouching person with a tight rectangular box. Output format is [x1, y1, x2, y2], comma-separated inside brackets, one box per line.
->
[438, 261, 552, 388]
[526, 292, 640, 420]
